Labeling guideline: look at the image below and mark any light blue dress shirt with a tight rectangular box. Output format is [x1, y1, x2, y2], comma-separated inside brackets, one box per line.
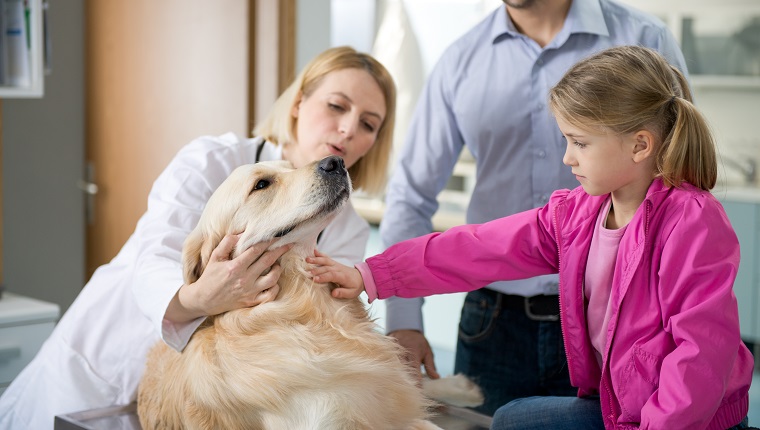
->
[380, 0, 688, 333]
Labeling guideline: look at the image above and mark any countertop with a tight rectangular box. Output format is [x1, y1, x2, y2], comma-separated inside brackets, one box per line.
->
[0, 292, 59, 326]
[712, 185, 760, 203]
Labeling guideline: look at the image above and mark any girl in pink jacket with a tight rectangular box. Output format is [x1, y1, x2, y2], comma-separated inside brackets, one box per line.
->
[309, 46, 754, 429]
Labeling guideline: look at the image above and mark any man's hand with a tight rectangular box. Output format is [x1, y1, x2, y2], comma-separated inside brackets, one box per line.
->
[390, 329, 440, 382]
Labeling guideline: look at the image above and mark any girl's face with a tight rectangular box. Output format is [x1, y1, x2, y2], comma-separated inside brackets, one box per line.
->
[286, 68, 386, 169]
[558, 116, 642, 197]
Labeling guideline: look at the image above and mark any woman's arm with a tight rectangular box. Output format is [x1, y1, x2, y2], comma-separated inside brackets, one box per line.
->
[130, 136, 281, 351]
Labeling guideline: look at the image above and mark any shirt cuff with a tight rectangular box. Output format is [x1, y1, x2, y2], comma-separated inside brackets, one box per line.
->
[385, 296, 425, 333]
[355, 262, 378, 302]
[161, 316, 207, 351]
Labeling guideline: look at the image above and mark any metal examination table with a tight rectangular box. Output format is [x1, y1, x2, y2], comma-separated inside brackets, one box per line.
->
[55, 402, 492, 430]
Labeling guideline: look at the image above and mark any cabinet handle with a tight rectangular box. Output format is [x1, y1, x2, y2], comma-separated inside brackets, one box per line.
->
[0, 346, 21, 362]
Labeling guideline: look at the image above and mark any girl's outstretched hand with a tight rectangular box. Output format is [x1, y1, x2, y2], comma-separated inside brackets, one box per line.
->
[306, 250, 366, 299]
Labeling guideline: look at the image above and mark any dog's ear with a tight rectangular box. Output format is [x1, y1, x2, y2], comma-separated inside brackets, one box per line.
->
[182, 227, 229, 284]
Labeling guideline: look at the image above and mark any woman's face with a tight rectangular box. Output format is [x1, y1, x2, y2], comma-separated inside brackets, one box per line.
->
[287, 68, 386, 169]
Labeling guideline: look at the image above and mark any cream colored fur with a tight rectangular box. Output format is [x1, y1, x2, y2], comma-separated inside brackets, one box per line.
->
[136, 158, 467, 430]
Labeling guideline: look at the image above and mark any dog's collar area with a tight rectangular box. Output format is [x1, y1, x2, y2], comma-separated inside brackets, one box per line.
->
[273, 224, 296, 238]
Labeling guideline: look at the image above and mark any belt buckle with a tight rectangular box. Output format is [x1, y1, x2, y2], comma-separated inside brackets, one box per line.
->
[523, 296, 559, 322]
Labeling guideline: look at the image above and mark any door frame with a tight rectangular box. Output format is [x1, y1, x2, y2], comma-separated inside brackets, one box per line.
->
[250, 0, 296, 126]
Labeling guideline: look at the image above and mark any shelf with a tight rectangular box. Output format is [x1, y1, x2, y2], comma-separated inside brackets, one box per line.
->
[0, 0, 45, 98]
[691, 76, 760, 90]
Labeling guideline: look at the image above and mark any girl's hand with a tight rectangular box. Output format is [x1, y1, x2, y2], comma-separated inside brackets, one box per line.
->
[169, 235, 291, 322]
[306, 250, 365, 299]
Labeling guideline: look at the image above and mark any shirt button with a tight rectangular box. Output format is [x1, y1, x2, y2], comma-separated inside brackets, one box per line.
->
[538, 150, 546, 158]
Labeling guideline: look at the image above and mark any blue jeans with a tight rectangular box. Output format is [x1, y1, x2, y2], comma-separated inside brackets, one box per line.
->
[491, 396, 750, 430]
[454, 289, 575, 416]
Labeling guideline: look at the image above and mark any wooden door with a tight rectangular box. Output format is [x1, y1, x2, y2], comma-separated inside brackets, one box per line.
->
[85, 1, 253, 277]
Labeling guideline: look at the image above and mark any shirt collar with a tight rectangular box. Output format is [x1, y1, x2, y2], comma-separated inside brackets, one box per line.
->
[490, 0, 609, 45]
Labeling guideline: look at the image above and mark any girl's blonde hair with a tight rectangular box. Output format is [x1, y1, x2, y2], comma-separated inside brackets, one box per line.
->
[549, 45, 717, 190]
[254, 46, 396, 196]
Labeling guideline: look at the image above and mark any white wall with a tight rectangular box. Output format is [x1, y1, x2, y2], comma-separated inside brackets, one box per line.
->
[296, 0, 332, 73]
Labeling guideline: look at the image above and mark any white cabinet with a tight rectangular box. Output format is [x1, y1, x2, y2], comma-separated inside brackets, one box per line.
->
[0, 0, 45, 98]
[0, 292, 59, 395]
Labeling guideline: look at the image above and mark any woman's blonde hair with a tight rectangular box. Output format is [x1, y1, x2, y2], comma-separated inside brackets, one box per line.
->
[549, 45, 717, 190]
[254, 46, 396, 196]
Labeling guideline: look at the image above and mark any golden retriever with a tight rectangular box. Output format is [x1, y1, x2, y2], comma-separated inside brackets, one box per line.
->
[136, 156, 481, 430]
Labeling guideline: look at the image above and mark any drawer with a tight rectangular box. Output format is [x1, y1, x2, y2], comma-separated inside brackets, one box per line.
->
[0, 321, 55, 385]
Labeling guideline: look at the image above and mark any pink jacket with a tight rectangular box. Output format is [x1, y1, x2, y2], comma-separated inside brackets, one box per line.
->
[366, 179, 753, 429]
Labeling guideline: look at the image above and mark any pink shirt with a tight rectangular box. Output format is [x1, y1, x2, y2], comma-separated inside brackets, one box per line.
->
[584, 197, 626, 368]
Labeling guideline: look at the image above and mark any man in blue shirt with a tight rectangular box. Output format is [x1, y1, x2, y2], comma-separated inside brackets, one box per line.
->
[380, 0, 687, 415]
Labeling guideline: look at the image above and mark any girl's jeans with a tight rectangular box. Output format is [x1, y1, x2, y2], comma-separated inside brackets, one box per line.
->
[491, 396, 750, 430]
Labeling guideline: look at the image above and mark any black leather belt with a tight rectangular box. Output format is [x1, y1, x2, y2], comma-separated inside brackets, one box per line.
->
[483, 289, 560, 322]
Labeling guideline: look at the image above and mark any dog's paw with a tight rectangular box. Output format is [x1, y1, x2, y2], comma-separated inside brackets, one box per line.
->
[421, 373, 484, 408]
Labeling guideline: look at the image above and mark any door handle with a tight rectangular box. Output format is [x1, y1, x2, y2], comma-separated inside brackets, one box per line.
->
[77, 180, 98, 195]
[78, 162, 98, 224]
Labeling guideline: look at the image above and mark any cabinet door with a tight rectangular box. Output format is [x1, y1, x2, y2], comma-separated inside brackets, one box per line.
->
[722, 200, 759, 341]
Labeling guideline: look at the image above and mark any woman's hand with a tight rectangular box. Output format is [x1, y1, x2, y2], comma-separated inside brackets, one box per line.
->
[306, 250, 365, 299]
[167, 235, 291, 323]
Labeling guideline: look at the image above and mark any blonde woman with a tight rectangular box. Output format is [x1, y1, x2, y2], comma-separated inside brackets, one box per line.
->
[0, 46, 395, 430]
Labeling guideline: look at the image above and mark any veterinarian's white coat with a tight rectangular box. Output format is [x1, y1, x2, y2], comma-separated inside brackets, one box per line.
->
[0, 133, 370, 430]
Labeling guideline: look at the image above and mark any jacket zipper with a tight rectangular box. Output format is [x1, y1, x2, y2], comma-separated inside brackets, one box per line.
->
[552, 206, 573, 387]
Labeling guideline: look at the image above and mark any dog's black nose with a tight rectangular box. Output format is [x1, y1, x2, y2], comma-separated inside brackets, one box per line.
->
[318, 156, 346, 176]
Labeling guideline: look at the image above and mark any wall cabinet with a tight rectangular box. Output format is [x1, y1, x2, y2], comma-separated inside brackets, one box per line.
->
[0, 0, 45, 98]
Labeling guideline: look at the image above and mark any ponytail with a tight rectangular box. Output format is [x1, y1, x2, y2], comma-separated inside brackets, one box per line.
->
[658, 96, 717, 190]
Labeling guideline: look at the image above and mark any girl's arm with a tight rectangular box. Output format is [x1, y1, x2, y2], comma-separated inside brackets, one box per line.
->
[314, 203, 563, 301]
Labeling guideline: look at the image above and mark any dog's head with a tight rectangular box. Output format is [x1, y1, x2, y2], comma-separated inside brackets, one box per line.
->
[183, 156, 351, 283]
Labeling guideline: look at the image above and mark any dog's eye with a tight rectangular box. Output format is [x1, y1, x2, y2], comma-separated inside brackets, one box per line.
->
[253, 179, 270, 191]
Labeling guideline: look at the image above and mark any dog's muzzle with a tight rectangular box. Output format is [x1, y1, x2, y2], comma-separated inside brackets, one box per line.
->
[318, 156, 346, 177]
